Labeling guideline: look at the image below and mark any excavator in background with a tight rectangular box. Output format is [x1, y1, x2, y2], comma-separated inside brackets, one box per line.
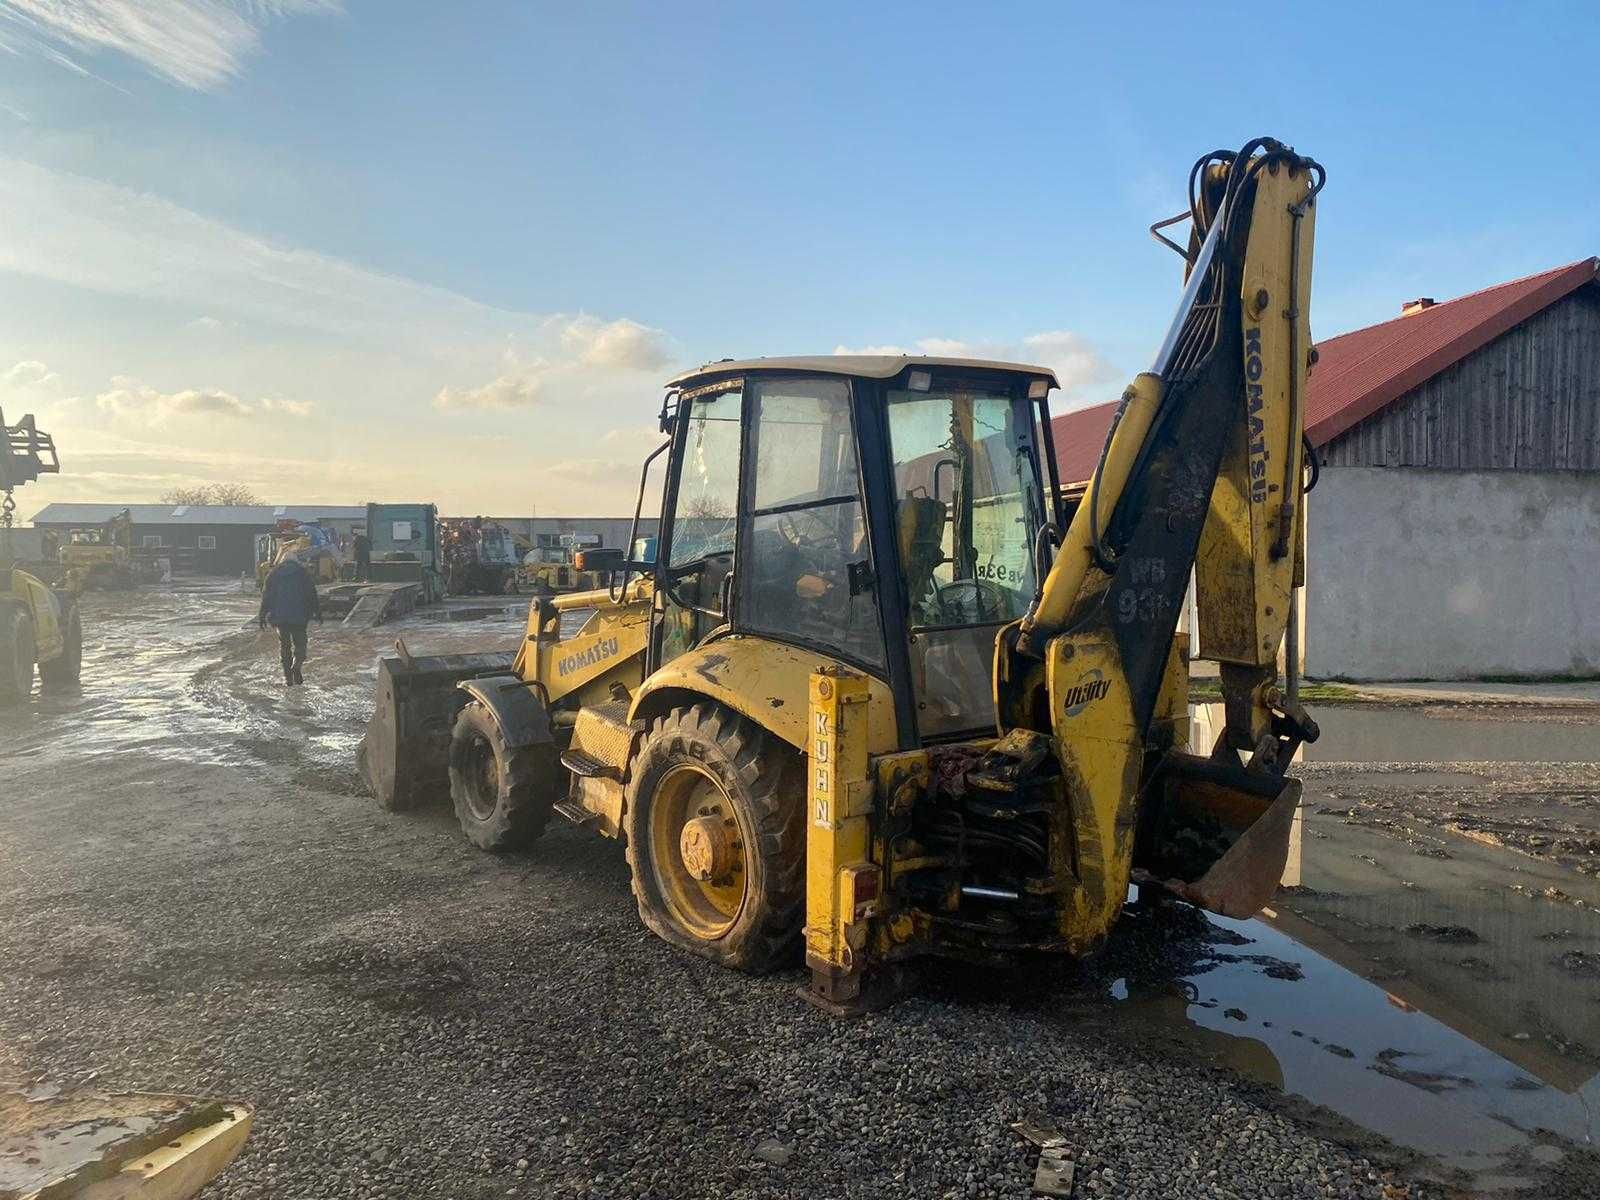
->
[58, 508, 161, 591]
[441, 516, 521, 595]
[360, 137, 1323, 1009]
[1, 407, 82, 706]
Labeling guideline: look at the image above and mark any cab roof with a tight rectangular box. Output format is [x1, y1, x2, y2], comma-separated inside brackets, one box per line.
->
[666, 355, 1059, 392]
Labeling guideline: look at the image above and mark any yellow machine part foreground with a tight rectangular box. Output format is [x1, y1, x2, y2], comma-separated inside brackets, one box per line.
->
[0, 1089, 251, 1200]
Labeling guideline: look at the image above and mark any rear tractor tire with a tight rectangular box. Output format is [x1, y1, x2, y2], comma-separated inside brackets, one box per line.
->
[447, 700, 558, 850]
[39, 604, 83, 689]
[0, 607, 36, 706]
[624, 703, 805, 973]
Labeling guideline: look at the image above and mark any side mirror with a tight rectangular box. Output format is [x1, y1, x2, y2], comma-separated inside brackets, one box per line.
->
[575, 547, 625, 573]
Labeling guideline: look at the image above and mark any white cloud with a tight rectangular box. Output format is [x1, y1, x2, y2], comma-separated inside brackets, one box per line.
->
[93, 374, 310, 421]
[260, 395, 312, 417]
[433, 319, 676, 414]
[0, 0, 341, 91]
[557, 316, 672, 371]
[3, 359, 60, 389]
[434, 370, 546, 412]
[0, 156, 677, 389]
[833, 330, 1116, 404]
[1020, 330, 1118, 400]
[0, 155, 490, 341]
[832, 342, 913, 357]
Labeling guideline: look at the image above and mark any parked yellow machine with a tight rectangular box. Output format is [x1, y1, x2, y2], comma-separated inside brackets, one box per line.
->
[518, 541, 604, 595]
[360, 138, 1324, 1008]
[254, 519, 342, 589]
[1, 408, 82, 706]
[58, 508, 158, 591]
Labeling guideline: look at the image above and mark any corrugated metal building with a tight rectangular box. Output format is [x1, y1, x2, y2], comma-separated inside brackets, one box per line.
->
[1050, 256, 1600, 680]
[490, 516, 659, 552]
[28, 504, 367, 576]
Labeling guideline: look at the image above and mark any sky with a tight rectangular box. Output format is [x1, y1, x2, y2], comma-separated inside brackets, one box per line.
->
[2, 1, 1598, 520]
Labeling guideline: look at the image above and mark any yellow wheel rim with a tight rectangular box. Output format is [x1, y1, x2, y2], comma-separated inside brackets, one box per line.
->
[647, 763, 748, 939]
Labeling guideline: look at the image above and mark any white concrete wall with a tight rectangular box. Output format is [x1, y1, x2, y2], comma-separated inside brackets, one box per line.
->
[1305, 467, 1600, 680]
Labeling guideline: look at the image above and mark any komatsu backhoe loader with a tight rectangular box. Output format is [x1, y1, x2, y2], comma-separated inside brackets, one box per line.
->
[360, 137, 1324, 1009]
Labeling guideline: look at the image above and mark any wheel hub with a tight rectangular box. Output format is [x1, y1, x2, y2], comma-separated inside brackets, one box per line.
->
[679, 815, 733, 883]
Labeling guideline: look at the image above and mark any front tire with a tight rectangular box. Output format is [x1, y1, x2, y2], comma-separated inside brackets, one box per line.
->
[40, 604, 83, 689]
[448, 700, 557, 850]
[0, 607, 36, 706]
[624, 703, 805, 973]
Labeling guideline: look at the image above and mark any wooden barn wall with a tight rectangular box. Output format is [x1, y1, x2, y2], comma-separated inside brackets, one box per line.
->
[1320, 287, 1600, 469]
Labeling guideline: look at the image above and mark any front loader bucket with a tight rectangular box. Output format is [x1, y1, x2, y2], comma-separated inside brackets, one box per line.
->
[1136, 753, 1302, 920]
[357, 651, 514, 811]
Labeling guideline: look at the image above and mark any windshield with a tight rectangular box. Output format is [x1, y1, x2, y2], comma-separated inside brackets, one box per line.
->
[886, 387, 1041, 629]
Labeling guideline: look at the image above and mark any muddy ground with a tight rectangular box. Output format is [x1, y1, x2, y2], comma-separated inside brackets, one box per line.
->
[1, 585, 1597, 1198]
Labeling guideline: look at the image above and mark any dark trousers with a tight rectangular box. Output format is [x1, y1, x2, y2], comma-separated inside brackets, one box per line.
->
[277, 623, 308, 683]
[356, 554, 370, 582]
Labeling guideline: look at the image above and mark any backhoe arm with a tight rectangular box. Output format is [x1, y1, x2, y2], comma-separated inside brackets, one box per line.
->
[995, 138, 1323, 950]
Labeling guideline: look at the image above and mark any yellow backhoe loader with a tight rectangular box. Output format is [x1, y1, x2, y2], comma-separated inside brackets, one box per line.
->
[360, 137, 1324, 1009]
[1, 408, 82, 706]
[59, 508, 161, 591]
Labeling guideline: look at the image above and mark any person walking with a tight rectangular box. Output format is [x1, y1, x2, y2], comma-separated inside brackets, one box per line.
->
[352, 529, 371, 582]
[258, 553, 322, 686]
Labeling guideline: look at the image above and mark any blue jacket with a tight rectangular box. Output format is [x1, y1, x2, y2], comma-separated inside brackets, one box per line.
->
[259, 559, 322, 627]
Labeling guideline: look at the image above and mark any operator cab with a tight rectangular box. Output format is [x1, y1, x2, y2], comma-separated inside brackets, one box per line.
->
[652, 356, 1062, 747]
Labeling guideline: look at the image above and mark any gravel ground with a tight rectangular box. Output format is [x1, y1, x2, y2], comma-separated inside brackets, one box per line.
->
[2, 745, 1458, 1200]
[4, 592, 1591, 1198]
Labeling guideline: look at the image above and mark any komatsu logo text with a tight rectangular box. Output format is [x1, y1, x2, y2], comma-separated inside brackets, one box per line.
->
[1061, 670, 1112, 717]
[1245, 326, 1270, 503]
[557, 637, 620, 677]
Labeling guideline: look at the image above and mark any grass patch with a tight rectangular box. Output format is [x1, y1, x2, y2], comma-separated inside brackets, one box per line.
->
[1187, 680, 1365, 704]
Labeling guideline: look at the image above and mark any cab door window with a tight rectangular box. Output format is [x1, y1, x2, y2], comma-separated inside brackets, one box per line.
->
[659, 387, 741, 664]
[739, 377, 883, 668]
[887, 386, 1042, 735]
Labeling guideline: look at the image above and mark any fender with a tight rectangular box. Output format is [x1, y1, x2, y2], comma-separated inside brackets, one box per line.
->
[629, 636, 901, 755]
[458, 673, 554, 749]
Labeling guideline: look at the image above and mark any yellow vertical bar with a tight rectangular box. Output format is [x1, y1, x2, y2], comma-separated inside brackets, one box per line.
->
[805, 666, 872, 1007]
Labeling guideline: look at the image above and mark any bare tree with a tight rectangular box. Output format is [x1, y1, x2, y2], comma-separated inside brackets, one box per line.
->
[159, 484, 263, 506]
[206, 483, 261, 506]
[160, 486, 214, 506]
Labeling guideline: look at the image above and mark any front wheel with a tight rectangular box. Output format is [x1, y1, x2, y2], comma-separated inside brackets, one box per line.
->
[624, 703, 804, 973]
[39, 604, 82, 688]
[0, 607, 36, 706]
[447, 700, 558, 850]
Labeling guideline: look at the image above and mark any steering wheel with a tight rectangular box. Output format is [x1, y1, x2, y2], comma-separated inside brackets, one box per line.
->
[776, 508, 845, 555]
[932, 577, 1012, 625]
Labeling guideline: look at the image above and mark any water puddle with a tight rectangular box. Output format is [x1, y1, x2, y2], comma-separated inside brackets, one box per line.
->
[0, 583, 535, 782]
[1107, 907, 1597, 1189]
[1159, 699, 1600, 1189]
[1305, 705, 1600, 764]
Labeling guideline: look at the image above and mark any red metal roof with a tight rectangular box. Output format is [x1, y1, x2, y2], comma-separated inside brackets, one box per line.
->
[1305, 256, 1599, 446]
[1050, 399, 1119, 488]
[1049, 256, 1600, 486]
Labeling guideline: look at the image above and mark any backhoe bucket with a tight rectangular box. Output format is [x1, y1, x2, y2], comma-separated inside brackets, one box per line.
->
[1137, 753, 1302, 919]
[357, 650, 514, 811]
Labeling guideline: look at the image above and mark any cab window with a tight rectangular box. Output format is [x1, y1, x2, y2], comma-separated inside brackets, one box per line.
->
[658, 388, 742, 664]
[670, 390, 741, 571]
[739, 377, 883, 668]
